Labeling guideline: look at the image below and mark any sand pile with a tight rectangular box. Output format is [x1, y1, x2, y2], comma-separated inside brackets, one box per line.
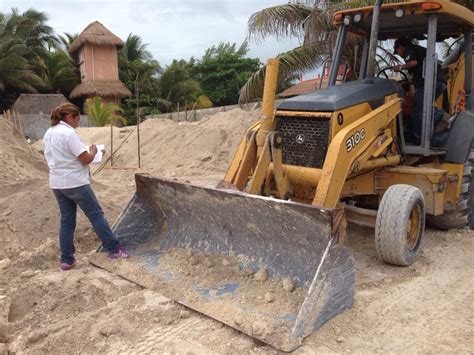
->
[2, 108, 260, 258]
[0, 117, 121, 260]
[0, 118, 47, 183]
[1, 109, 472, 354]
[0, 118, 53, 258]
[77, 108, 260, 182]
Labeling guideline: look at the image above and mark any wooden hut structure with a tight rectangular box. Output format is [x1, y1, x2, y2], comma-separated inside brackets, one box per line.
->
[69, 21, 131, 106]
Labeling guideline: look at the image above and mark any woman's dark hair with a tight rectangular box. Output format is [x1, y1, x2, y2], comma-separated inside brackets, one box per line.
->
[50, 103, 80, 126]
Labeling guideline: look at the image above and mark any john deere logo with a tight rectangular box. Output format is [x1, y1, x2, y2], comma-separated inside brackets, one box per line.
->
[296, 134, 305, 144]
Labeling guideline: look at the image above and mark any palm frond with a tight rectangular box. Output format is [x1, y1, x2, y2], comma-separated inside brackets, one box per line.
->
[247, 3, 313, 43]
[239, 42, 327, 104]
[85, 97, 123, 127]
[58, 33, 79, 52]
[121, 33, 153, 62]
[302, 7, 335, 44]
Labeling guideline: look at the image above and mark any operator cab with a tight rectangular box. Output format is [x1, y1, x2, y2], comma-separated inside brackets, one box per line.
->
[332, 0, 473, 157]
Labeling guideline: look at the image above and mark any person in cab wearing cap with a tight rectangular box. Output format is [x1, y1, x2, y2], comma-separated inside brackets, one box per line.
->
[392, 37, 446, 145]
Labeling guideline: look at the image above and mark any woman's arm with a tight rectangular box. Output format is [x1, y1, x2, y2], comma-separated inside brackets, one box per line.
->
[78, 144, 98, 165]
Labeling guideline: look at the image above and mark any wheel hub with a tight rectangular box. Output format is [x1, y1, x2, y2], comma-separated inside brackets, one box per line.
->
[407, 204, 421, 250]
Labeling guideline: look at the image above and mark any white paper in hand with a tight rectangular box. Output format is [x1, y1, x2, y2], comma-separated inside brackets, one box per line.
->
[91, 144, 105, 164]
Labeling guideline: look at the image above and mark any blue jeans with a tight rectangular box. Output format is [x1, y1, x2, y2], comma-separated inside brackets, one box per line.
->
[53, 184, 119, 263]
[412, 81, 446, 144]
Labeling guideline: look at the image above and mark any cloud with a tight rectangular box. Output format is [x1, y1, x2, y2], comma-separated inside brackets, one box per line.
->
[1, 0, 300, 66]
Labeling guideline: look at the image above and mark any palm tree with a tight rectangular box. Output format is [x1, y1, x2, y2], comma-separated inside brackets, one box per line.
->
[0, 8, 57, 109]
[1, 8, 56, 64]
[119, 33, 162, 86]
[40, 48, 79, 95]
[158, 60, 201, 106]
[85, 96, 127, 166]
[239, 2, 356, 103]
[57, 32, 78, 52]
[84, 96, 125, 127]
[118, 32, 163, 122]
[120, 33, 163, 81]
[0, 35, 42, 94]
[120, 33, 154, 62]
[1, 8, 54, 43]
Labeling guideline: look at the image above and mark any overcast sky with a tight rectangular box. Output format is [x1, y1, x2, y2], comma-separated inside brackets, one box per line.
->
[1, 0, 303, 67]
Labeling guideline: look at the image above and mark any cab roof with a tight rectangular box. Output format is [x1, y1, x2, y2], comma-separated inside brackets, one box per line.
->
[333, 1, 474, 40]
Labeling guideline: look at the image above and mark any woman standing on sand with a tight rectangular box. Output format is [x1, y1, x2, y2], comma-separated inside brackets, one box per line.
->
[43, 103, 129, 271]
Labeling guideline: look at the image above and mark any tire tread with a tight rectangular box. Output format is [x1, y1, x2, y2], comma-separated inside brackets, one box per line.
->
[375, 184, 425, 266]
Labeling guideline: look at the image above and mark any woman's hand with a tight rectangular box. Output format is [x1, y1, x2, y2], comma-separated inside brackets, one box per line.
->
[89, 144, 98, 156]
[78, 144, 98, 165]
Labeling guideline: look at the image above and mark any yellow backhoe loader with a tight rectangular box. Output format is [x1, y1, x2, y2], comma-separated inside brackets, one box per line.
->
[91, 1, 473, 351]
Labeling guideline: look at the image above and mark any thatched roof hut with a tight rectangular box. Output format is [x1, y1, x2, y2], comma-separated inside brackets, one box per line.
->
[12, 94, 69, 114]
[69, 21, 124, 55]
[69, 80, 131, 99]
[68, 21, 131, 102]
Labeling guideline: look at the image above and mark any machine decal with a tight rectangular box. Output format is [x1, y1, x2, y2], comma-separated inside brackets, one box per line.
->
[346, 129, 365, 152]
[296, 134, 305, 144]
[337, 113, 344, 125]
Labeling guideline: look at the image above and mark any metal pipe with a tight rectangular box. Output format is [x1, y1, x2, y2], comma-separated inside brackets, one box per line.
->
[366, 0, 383, 78]
[353, 44, 359, 78]
[345, 205, 377, 228]
[328, 25, 348, 86]
[285, 165, 322, 186]
[421, 14, 438, 153]
[269, 164, 322, 186]
[465, 29, 472, 110]
[269, 155, 400, 189]
[260, 58, 279, 131]
[361, 155, 401, 170]
[135, 74, 141, 168]
[359, 37, 369, 80]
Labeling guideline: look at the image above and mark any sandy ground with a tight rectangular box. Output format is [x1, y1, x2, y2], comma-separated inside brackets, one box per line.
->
[0, 110, 473, 354]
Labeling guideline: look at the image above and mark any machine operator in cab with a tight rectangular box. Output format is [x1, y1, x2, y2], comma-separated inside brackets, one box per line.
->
[392, 37, 446, 145]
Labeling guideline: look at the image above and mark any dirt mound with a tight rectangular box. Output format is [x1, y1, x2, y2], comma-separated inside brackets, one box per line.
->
[76, 108, 260, 182]
[0, 118, 52, 258]
[0, 117, 126, 260]
[1, 109, 473, 354]
[0, 118, 47, 183]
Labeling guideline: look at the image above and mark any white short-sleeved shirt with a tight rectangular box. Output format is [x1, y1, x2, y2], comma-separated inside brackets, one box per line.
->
[43, 121, 89, 189]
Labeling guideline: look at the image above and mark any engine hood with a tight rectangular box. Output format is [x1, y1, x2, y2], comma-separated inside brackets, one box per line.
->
[277, 78, 402, 112]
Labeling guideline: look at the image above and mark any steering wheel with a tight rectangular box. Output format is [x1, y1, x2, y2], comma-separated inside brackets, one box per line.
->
[377, 67, 408, 82]
[446, 37, 462, 56]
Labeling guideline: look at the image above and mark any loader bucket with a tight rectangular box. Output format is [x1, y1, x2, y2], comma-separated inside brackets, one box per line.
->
[89, 174, 355, 351]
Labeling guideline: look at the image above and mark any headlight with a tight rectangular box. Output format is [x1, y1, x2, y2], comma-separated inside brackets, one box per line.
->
[395, 8, 404, 18]
[343, 16, 351, 26]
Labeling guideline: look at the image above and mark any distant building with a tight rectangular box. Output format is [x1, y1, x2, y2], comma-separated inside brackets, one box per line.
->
[279, 68, 349, 98]
[279, 78, 322, 98]
[12, 94, 69, 115]
[10, 94, 89, 140]
[69, 21, 131, 106]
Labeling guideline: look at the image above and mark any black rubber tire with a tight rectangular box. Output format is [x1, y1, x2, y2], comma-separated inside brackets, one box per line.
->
[427, 145, 474, 230]
[375, 184, 426, 266]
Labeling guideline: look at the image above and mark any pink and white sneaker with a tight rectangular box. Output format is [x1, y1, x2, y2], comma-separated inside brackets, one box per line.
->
[60, 260, 76, 271]
[108, 246, 130, 260]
